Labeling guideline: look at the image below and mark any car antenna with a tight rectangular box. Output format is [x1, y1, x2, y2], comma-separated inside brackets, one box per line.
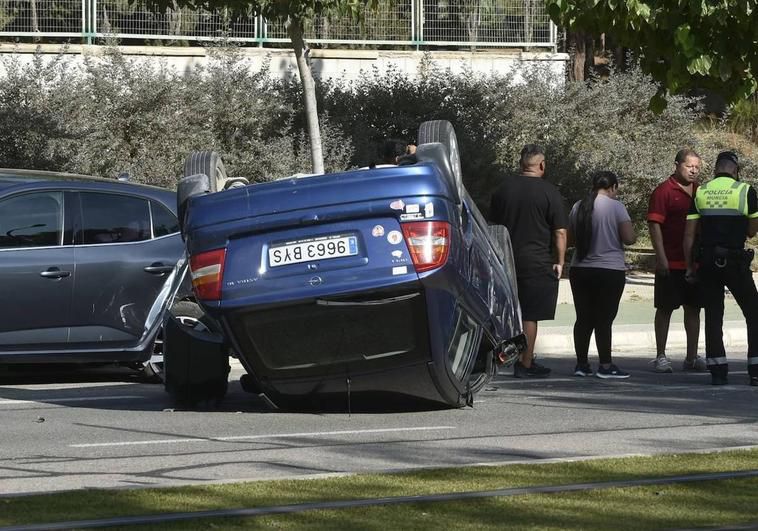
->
[117, 172, 130, 182]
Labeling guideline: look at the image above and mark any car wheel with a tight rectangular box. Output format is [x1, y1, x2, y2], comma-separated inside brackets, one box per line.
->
[144, 301, 211, 383]
[418, 120, 464, 205]
[183, 151, 228, 193]
[162, 304, 230, 408]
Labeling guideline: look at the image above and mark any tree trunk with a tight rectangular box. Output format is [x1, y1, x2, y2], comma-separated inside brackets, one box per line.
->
[613, 45, 631, 71]
[523, 0, 533, 45]
[287, 17, 324, 175]
[168, 0, 181, 36]
[465, 0, 481, 50]
[567, 31, 595, 81]
[584, 33, 594, 79]
[102, 4, 110, 32]
[30, 0, 39, 41]
[567, 30, 586, 81]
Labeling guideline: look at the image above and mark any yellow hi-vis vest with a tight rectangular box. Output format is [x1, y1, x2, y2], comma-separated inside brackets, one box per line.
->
[686, 176, 753, 220]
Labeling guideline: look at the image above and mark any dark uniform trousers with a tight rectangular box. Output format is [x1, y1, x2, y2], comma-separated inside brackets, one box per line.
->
[698, 249, 758, 378]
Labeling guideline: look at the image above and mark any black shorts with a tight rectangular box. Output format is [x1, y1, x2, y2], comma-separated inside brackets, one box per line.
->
[517, 273, 559, 321]
[654, 270, 703, 310]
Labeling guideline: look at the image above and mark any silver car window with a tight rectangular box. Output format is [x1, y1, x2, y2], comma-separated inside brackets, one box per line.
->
[0, 191, 63, 249]
[80, 192, 151, 245]
[149, 200, 179, 238]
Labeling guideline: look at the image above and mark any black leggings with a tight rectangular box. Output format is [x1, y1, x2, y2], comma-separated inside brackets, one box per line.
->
[698, 258, 758, 378]
[569, 267, 626, 365]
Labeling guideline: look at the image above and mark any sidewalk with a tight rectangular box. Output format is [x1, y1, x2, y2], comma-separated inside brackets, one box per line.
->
[535, 272, 755, 357]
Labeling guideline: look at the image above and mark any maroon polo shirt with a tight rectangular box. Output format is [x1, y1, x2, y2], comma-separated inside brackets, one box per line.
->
[647, 175, 697, 270]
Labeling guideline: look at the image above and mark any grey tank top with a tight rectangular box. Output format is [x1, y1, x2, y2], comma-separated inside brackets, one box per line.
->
[569, 194, 631, 270]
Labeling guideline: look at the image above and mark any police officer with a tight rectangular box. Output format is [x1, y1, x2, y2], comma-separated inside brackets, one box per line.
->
[683, 151, 758, 385]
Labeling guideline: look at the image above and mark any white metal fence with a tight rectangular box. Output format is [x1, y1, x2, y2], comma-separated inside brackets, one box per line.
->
[0, 0, 556, 48]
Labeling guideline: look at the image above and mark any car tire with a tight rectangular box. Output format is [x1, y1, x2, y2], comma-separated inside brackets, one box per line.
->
[143, 301, 212, 383]
[183, 150, 228, 193]
[162, 302, 230, 408]
[417, 120, 464, 205]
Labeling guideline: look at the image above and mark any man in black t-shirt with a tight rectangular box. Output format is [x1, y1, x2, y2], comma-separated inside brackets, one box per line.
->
[490, 144, 568, 378]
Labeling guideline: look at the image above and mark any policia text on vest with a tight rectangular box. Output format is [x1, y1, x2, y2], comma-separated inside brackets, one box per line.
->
[683, 151, 758, 386]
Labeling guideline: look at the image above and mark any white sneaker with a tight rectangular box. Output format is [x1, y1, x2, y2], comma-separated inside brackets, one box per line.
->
[651, 356, 673, 373]
[683, 355, 708, 372]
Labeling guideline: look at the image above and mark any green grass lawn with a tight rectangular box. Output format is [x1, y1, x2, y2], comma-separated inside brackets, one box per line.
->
[201, 478, 758, 531]
[3, 449, 758, 529]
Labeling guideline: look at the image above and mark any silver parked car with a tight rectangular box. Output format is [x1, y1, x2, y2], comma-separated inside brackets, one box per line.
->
[0, 169, 197, 379]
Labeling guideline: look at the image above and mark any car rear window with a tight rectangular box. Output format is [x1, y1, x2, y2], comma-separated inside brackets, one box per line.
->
[150, 200, 179, 237]
[0, 192, 63, 249]
[80, 192, 151, 244]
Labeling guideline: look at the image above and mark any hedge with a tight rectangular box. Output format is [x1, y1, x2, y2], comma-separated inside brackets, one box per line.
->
[0, 45, 755, 224]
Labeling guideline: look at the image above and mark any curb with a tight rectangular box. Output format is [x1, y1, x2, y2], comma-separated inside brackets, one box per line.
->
[536, 321, 747, 356]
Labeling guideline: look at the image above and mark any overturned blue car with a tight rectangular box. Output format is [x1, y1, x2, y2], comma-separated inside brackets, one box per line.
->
[165, 121, 525, 409]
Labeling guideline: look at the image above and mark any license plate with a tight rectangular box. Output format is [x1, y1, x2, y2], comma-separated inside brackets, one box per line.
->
[268, 234, 358, 267]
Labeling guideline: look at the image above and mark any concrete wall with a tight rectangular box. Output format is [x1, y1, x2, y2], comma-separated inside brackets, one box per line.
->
[0, 43, 569, 81]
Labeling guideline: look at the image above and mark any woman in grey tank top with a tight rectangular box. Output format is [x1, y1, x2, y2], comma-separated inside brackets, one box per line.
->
[568, 171, 637, 379]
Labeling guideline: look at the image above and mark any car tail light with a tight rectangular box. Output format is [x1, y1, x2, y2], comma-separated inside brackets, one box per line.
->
[190, 248, 226, 301]
[401, 221, 450, 273]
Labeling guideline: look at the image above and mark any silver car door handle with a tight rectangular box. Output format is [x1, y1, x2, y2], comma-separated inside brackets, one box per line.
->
[144, 264, 174, 274]
[40, 268, 71, 279]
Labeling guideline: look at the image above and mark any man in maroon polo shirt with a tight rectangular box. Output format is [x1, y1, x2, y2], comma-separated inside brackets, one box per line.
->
[647, 149, 707, 373]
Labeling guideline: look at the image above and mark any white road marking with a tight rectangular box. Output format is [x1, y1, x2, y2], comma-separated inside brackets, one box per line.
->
[8, 382, 135, 391]
[70, 426, 457, 448]
[0, 395, 140, 405]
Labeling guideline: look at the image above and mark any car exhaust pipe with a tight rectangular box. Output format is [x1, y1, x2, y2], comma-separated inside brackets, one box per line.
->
[497, 335, 526, 367]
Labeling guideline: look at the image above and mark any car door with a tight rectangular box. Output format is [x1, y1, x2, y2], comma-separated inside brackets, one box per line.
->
[69, 191, 183, 349]
[0, 191, 74, 350]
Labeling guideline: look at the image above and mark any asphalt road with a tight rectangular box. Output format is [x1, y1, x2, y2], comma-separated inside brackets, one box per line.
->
[2, 355, 757, 497]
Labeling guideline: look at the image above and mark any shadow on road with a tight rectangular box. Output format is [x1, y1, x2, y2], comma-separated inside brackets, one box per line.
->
[486, 354, 758, 424]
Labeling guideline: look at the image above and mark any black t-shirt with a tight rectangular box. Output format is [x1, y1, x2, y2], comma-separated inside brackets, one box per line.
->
[489, 175, 568, 278]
